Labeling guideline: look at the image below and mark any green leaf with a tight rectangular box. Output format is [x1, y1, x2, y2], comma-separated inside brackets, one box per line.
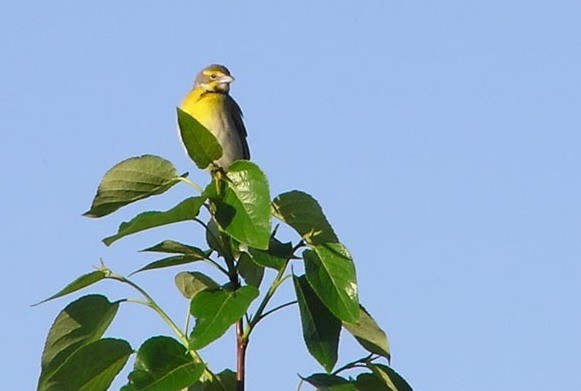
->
[39, 338, 132, 391]
[187, 369, 236, 391]
[247, 249, 284, 270]
[177, 107, 223, 169]
[367, 364, 414, 391]
[123, 336, 204, 391]
[343, 306, 390, 360]
[301, 374, 356, 391]
[293, 275, 341, 373]
[175, 272, 220, 299]
[238, 252, 264, 288]
[304, 243, 359, 323]
[34, 270, 107, 305]
[205, 218, 234, 260]
[131, 255, 205, 275]
[272, 191, 338, 245]
[247, 237, 293, 270]
[354, 373, 392, 391]
[141, 240, 208, 257]
[189, 286, 259, 349]
[103, 197, 206, 246]
[38, 295, 120, 388]
[84, 155, 183, 218]
[206, 161, 271, 250]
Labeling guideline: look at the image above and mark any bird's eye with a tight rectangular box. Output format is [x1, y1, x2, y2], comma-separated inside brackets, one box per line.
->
[210, 73, 218, 79]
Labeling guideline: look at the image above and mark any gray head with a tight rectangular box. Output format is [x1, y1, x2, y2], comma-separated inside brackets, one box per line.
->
[194, 64, 235, 93]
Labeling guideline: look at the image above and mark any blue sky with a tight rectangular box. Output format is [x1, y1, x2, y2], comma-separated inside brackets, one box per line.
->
[2, 1, 580, 390]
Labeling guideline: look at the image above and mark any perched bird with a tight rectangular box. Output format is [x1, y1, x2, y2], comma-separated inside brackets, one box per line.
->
[180, 64, 250, 170]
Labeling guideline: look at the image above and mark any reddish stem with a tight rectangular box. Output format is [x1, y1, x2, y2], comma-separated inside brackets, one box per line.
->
[236, 319, 248, 391]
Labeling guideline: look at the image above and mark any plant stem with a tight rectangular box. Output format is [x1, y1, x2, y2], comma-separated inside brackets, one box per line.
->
[177, 176, 204, 193]
[108, 273, 185, 340]
[220, 251, 246, 391]
[106, 272, 216, 381]
[236, 319, 247, 391]
[332, 354, 375, 376]
[229, 238, 302, 388]
[184, 307, 191, 335]
[204, 257, 230, 276]
[244, 261, 290, 340]
[256, 300, 297, 324]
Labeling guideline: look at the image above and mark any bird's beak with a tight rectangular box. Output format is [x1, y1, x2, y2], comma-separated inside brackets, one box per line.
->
[218, 75, 235, 84]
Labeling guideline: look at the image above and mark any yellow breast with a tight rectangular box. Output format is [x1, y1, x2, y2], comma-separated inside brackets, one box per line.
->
[180, 88, 246, 169]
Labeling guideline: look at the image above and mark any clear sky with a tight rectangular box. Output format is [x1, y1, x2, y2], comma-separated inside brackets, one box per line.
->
[2, 1, 580, 390]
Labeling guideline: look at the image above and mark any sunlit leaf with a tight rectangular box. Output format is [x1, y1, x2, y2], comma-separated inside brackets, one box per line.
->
[189, 286, 259, 349]
[103, 197, 206, 246]
[40, 338, 132, 391]
[343, 306, 390, 360]
[272, 191, 338, 245]
[33, 270, 107, 306]
[175, 272, 220, 299]
[177, 108, 223, 169]
[141, 240, 208, 257]
[131, 255, 204, 275]
[84, 155, 183, 218]
[304, 243, 359, 323]
[123, 336, 204, 391]
[206, 161, 271, 250]
[367, 364, 414, 391]
[187, 369, 236, 391]
[38, 295, 120, 388]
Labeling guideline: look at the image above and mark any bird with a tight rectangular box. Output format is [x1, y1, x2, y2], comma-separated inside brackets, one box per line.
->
[180, 64, 250, 170]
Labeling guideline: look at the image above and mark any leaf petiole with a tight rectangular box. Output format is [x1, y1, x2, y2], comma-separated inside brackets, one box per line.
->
[332, 354, 376, 376]
[177, 176, 204, 193]
[105, 272, 216, 382]
[255, 300, 297, 324]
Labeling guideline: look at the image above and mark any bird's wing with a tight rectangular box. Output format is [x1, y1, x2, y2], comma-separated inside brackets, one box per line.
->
[229, 97, 251, 160]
